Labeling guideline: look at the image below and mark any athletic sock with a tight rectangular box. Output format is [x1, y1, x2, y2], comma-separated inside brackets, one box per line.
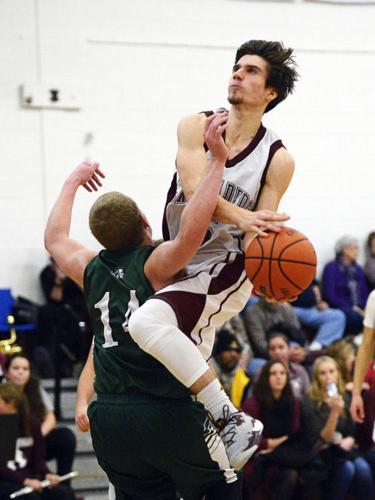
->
[197, 379, 238, 421]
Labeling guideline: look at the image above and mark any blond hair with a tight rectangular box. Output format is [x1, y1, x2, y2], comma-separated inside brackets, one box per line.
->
[310, 355, 345, 404]
[89, 192, 143, 251]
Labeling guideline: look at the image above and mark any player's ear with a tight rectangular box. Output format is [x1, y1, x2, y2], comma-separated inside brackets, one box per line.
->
[266, 86, 277, 103]
[140, 213, 152, 238]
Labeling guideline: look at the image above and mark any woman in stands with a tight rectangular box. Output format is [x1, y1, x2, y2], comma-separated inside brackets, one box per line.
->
[303, 356, 373, 500]
[322, 236, 369, 335]
[242, 360, 319, 500]
[4, 355, 76, 486]
[0, 382, 73, 500]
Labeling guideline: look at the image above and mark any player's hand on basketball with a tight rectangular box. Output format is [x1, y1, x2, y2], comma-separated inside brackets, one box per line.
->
[204, 112, 228, 163]
[76, 403, 90, 432]
[350, 394, 365, 423]
[68, 161, 105, 192]
[237, 208, 289, 237]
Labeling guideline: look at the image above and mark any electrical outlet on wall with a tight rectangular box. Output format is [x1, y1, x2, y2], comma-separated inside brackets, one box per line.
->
[20, 84, 81, 110]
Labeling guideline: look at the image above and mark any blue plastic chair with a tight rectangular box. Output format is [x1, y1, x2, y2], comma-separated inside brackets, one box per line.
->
[0, 288, 36, 333]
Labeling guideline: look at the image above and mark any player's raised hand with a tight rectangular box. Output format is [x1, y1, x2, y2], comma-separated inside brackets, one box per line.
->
[67, 161, 105, 192]
[204, 112, 228, 164]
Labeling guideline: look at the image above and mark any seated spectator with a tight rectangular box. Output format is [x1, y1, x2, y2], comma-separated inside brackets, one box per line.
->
[210, 329, 251, 407]
[242, 360, 318, 500]
[253, 331, 311, 399]
[364, 231, 375, 291]
[0, 382, 73, 500]
[220, 314, 254, 369]
[322, 236, 369, 335]
[4, 355, 76, 488]
[292, 281, 346, 351]
[243, 297, 307, 359]
[302, 356, 373, 500]
[325, 338, 357, 388]
[37, 257, 91, 377]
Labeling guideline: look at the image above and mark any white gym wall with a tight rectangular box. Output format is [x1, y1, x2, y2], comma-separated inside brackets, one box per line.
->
[1, 0, 374, 301]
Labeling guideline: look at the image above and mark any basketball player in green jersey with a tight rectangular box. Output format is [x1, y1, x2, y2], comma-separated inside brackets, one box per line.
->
[44, 113, 286, 499]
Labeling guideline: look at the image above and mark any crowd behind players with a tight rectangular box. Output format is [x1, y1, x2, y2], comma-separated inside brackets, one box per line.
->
[0, 232, 374, 499]
[212, 232, 375, 499]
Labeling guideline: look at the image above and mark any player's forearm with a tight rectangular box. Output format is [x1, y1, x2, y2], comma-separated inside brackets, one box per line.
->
[178, 157, 224, 251]
[77, 350, 95, 406]
[352, 327, 375, 396]
[44, 178, 80, 251]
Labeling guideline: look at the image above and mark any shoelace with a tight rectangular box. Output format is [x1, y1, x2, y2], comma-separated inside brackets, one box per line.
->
[215, 404, 246, 448]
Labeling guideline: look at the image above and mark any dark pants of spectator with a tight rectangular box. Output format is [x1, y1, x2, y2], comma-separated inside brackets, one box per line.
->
[342, 308, 363, 335]
[0, 480, 74, 500]
[365, 449, 375, 475]
[328, 458, 373, 500]
[244, 463, 298, 500]
[46, 427, 76, 484]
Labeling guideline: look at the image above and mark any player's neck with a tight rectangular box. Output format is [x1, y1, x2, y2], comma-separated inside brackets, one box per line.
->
[226, 106, 263, 150]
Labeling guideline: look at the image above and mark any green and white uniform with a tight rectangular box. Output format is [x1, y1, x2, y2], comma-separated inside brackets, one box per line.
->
[85, 246, 238, 500]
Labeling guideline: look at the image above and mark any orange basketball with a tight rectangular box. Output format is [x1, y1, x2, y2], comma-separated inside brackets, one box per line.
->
[245, 227, 317, 301]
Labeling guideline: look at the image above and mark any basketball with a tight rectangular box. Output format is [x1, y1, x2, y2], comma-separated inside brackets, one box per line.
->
[245, 227, 317, 301]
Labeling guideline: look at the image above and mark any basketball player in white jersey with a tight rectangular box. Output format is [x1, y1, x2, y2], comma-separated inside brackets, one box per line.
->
[350, 290, 375, 423]
[129, 40, 298, 469]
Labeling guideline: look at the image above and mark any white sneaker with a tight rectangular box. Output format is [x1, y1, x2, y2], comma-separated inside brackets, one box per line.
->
[215, 405, 263, 470]
[308, 340, 323, 352]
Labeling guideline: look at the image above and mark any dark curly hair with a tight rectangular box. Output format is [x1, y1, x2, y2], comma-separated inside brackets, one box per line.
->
[235, 40, 298, 113]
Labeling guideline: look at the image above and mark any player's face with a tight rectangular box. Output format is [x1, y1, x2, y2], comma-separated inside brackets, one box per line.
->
[317, 361, 338, 388]
[268, 337, 289, 363]
[6, 357, 30, 388]
[269, 362, 288, 393]
[228, 55, 276, 109]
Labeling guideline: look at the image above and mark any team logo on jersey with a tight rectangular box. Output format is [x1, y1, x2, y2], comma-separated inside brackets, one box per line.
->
[111, 268, 124, 279]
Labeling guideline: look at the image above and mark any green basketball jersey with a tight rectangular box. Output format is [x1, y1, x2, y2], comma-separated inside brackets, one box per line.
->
[84, 245, 190, 400]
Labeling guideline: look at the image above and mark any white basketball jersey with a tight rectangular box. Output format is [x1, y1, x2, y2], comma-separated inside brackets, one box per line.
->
[162, 115, 284, 272]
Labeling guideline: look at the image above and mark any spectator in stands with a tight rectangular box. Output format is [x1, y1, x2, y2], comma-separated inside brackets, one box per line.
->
[322, 236, 369, 335]
[0, 382, 73, 500]
[37, 258, 91, 377]
[4, 355, 76, 487]
[220, 314, 254, 370]
[325, 338, 357, 388]
[292, 281, 346, 352]
[303, 356, 373, 500]
[210, 329, 250, 407]
[242, 360, 318, 500]
[253, 332, 311, 399]
[364, 231, 375, 291]
[243, 297, 308, 363]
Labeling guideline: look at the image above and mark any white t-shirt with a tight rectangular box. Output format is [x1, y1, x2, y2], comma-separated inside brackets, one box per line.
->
[363, 290, 375, 329]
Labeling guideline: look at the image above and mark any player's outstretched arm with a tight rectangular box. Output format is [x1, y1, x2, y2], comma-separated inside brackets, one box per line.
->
[176, 113, 290, 236]
[145, 113, 228, 290]
[44, 161, 104, 288]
